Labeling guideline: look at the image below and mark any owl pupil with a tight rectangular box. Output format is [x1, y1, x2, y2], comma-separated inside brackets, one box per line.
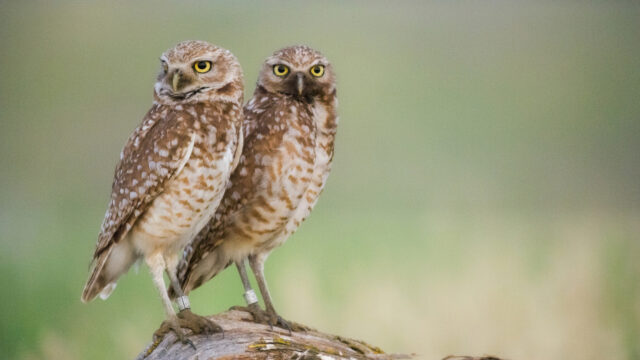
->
[278, 66, 284, 72]
[198, 62, 206, 69]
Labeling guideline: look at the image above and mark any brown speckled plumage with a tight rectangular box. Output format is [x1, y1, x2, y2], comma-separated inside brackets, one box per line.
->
[81, 41, 244, 322]
[176, 46, 338, 303]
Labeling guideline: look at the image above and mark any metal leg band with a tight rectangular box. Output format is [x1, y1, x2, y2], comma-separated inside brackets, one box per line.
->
[176, 296, 191, 311]
[243, 289, 259, 305]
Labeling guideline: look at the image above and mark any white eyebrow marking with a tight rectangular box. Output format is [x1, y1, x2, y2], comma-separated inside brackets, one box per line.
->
[266, 59, 294, 67]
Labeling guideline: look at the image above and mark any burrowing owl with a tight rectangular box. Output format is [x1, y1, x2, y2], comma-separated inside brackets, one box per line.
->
[81, 40, 244, 340]
[175, 45, 338, 329]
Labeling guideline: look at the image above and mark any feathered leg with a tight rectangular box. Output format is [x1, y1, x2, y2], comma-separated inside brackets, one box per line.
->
[146, 253, 192, 347]
[166, 262, 222, 335]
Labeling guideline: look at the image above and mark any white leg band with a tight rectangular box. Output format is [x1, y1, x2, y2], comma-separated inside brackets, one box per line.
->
[176, 296, 191, 311]
[243, 289, 259, 305]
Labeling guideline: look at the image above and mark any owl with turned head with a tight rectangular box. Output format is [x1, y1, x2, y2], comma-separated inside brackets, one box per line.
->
[175, 45, 338, 329]
[81, 40, 244, 342]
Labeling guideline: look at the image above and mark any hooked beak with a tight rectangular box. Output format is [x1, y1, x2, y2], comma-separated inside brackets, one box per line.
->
[172, 72, 181, 92]
[296, 72, 304, 95]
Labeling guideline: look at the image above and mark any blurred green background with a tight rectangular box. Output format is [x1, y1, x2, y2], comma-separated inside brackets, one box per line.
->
[1, 1, 639, 359]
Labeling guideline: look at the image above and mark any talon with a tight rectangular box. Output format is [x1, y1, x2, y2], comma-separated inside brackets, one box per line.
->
[277, 316, 293, 335]
[184, 338, 196, 350]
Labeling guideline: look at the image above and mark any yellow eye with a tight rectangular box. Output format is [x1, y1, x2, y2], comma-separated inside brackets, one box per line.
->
[310, 65, 325, 77]
[273, 64, 289, 77]
[193, 61, 212, 73]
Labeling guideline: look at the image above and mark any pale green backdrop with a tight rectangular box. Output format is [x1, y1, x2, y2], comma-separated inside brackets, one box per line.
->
[1, 1, 639, 359]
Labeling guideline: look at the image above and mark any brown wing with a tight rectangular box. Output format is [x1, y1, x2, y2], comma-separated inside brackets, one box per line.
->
[94, 105, 195, 258]
[82, 104, 195, 302]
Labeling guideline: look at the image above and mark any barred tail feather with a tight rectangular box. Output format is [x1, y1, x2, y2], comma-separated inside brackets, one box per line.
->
[81, 240, 136, 303]
[169, 246, 231, 299]
[81, 248, 113, 303]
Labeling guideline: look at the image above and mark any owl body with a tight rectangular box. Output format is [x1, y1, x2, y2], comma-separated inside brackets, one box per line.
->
[82, 41, 244, 307]
[178, 46, 338, 294]
[219, 89, 320, 261]
[128, 102, 241, 258]
[273, 96, 337, 250]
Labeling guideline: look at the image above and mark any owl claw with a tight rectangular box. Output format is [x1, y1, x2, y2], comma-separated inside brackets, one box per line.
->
[271, 313, 310, 333]
[272, 314, 291, 334]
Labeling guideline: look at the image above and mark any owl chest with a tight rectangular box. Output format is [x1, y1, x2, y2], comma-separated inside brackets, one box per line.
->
[284, 143, 331, 226]
[270, 103, 336, 245]
[134, 139, 234, 248]
[232, 131, 312, 240]
[269, 133, 315, 208]
[272, 130, 315, 193]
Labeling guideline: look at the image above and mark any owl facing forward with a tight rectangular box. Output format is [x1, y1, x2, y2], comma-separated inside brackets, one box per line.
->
[176, 45, 338, 330]
[81, 40, 244, 342]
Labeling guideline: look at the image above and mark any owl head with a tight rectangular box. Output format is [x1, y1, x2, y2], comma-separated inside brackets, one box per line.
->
[258, 45, 335, 101]
[154, 40, 243, 104]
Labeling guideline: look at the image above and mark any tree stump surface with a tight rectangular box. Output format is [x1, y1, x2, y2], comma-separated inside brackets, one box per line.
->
[136, 309, 413, 360]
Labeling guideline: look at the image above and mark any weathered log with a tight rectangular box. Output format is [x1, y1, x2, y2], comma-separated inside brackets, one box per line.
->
[443, 357, 506, 360]
[136, 309, 413, 359]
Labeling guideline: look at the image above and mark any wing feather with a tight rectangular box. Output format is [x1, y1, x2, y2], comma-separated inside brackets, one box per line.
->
[92, 105, 195, 260]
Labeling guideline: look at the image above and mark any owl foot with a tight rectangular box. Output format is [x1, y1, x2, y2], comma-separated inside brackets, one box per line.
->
[152, 317, 196, 351]
[231, 303, 270, 324]
[231, 303, 308, 333]
[176, 309, 224, 337]
[150, 311, 221, 353]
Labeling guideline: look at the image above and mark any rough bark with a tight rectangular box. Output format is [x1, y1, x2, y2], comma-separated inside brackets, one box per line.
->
[136, 309, 413, 360]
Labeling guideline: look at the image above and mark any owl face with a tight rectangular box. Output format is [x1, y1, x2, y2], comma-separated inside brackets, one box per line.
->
[154, 40, 242, 102]
[258, 45, 335, 100]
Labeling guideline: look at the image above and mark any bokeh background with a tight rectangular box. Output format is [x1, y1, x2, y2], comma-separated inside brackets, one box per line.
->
[1, 1, 639, 359]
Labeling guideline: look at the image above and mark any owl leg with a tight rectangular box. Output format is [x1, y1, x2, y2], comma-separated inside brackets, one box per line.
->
[146, 253, 195, 350]
[229, 259, 269, 324]
[148, 253, 177, 318]
[248, 254, 308, 332]
[165, 256, 223, 336]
